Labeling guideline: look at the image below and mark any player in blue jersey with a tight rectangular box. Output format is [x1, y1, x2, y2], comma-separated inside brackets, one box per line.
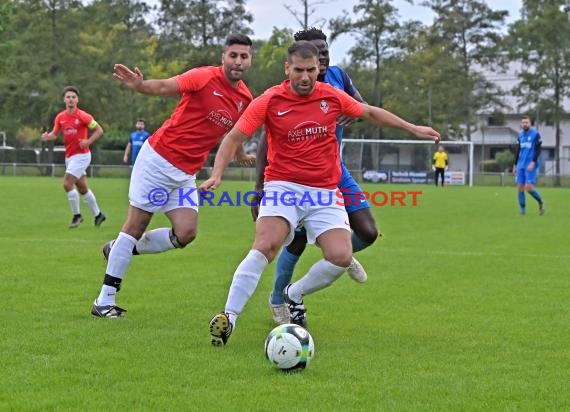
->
[123, 119, 150, 165]
[252, 28, 380, 326]
[512, 115, 545, 215]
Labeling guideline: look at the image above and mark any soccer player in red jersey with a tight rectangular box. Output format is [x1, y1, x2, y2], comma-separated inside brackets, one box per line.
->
[90, 33, 255, 318]
[42, 86, 106, 229]
[202, 41, 440, 346]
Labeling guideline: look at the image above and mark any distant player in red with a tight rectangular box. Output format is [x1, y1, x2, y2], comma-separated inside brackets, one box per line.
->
[91, 33, 255, 318]
[42, 86, 106, 229]
[202, 41, 441, 346]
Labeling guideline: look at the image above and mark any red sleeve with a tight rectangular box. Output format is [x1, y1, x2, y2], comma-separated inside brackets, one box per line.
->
[175, 66, 215, 93]
[235, 93, 271, 136]
[78, 110, 94, 126]
[334, 88, 364, 118]
[52, 113, 63, 134]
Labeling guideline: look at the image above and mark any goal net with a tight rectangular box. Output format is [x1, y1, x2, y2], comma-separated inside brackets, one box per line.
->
[340, 139, 474, 186]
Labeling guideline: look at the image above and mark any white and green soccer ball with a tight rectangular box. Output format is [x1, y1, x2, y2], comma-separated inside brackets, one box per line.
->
[264, 323, 314, 371]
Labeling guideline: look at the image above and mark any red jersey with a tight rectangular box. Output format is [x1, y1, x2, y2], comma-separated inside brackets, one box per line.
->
[236, 80, 364, 189]
[149, 66, 253, 175]
[52, 109, 97, 158]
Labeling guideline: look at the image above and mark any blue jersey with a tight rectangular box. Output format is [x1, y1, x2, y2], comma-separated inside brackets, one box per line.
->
[323, 66, 359, 146]
[516, 128, 541, 168]
[129, 130, 150, 164]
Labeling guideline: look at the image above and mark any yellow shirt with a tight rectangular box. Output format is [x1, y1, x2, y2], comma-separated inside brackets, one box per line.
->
[433, 151, 448, 169]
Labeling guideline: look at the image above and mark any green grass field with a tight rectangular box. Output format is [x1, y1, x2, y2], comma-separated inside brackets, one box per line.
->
[1, 176, 568, 411]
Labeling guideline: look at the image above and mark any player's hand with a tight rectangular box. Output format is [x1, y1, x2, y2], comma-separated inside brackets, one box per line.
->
[413, 125, 440, 143]
[336, 114, 358, 127]
[79, 139, 90, 149]
[445, 166, 449, 171]
[41, 132, 49, 141]
[512, 165, 517, 174]
[431, 165, 436, 171]
[249, 191, 263, 222]
[123, 155, 129, 164]
[113, 64, 144, 90]
[527, 162, 535, 172]
[199, 176, 221, 192]
[235, 153, 256, 167]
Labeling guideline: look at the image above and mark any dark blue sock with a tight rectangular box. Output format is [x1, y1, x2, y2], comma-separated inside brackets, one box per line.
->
[270, 247, 299, 304]
[351, 231, 372, 253]
[529, 189, 543, 204]
[518, 191, 526, 212]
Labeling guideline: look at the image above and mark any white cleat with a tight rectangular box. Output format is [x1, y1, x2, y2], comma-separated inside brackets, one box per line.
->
[346, 257, 368, 283]
[268, 294, 291, 325]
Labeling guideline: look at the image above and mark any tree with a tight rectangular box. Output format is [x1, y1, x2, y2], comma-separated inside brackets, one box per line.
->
[422, 0, 508, 140]
[283, 0, 328, 29]
[157, 0, 253, 64]
[329, 0, 407, 114]
[508, 0, 570, 184]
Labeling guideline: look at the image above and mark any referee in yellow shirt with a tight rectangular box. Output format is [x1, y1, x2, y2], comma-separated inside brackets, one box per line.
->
[432, 145, 448, 186]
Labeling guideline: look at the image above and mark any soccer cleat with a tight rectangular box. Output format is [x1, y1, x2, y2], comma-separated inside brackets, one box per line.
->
[94, 213, 106, 227]
[539, 202, 545, 215]
[91, 303, 126, 318]
[283, 285, 307, 329]
[268, 293, 291, 325]
[102, 240, 114, 261]
[209, 313, 233, 346]
[69, 214, 84, 229]
[346, 257, 368, 283]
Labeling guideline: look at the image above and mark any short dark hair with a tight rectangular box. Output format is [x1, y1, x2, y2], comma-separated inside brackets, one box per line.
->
[62, 86, 79, 97]
[224, 33, 253, 48]
[136, 118, 145, 123]
[294, 27, 327, 42]
[287, 40, 319, 62]
[521, 115, 533, 124]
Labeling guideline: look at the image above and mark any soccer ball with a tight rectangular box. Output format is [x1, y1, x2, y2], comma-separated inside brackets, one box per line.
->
[264, 323, 314, 371]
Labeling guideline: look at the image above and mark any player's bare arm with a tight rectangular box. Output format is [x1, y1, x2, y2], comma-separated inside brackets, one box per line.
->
[79, 123, 104, 149]
[360, 105, 441, 143]
[250, 133, 268, 221]
[113, 64, 180, 96]
[41, 131, 57, 141]
[199, 128, 251, 191]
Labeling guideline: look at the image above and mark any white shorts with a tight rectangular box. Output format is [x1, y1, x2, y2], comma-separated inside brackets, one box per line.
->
[65, 152, 91, 178]
[258, 181, 350, 246]
[129, 142, 199, 213]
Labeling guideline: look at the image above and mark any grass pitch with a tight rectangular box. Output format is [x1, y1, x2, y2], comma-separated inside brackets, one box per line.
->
[0, 176, 568, 411]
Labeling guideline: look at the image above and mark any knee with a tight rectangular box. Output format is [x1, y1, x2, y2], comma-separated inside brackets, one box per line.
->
[63, 182, 74, 192]
[173, 228, 197, 248]
[324, 250, 352, 268]
[252, 239, 282, 262]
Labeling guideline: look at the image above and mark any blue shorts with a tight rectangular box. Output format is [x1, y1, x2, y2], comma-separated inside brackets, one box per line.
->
[339, 162, 370, 214]
[516, 165, 538, 185]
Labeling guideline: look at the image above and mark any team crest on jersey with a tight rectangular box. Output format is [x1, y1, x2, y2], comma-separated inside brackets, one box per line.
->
[75, 119, 80, 125]
[237, 101, 244, 113]
[320, 100, 329, 113]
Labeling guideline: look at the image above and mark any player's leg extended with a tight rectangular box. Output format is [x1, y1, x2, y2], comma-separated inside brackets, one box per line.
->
[524, 169, 544, 214]
[288, 228, 352, 297]
[92, 205, 153, 317]
[63, 173, 82, 226]
[210, 216, 290, 346]
[75, 175, 106, 226]
[270, 229, 307, 304]
[515, 167, 527, 214]
[339, 163, 378, 252]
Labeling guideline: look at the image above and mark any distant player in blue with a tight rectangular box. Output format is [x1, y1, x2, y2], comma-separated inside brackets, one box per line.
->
[253, 28, 380, 326]
[513, 115, 545, 215]
[123, 119, 150, 165]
